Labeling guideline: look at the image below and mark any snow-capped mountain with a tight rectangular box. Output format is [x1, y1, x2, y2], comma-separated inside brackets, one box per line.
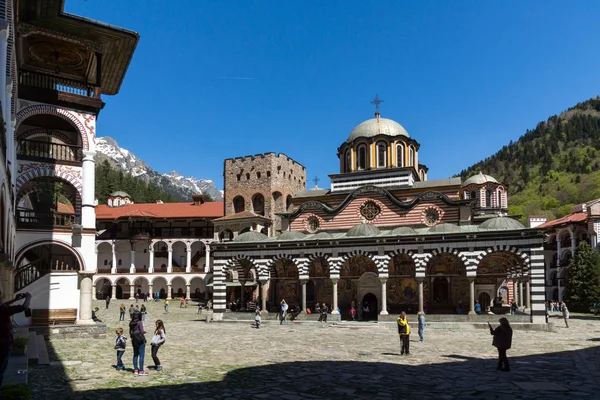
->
[95, 136, 223, 202]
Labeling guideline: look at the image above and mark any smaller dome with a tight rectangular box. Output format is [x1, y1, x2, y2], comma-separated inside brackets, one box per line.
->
[390, 226, 417, 236]
[347, 223, 381, 237]
[427, 223, 462, 234]
[479, 217, 525, 231]
[277, 231, 306, 241]
[311, 232, 333, 240]
[462, 172, 498, 187]
[110, 191, 132, 198]
[233, 231, 268, 243]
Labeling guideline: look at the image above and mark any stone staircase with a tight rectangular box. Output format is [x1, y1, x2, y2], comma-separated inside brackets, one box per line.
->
[2, 328, 49, 388]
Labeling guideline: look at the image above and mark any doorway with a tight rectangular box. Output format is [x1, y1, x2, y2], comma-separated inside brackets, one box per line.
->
[478, 292, 491, 313]
[361, 293, 378, 321]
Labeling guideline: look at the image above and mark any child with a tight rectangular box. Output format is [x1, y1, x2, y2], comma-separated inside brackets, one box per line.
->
[180, 297, 185, 308]
[350, 306, 357, 320]
[164, 299, 169, 313]
[150, 320, 166, 371]
[114, 328, 127, 371]
[254, 309, 262, 329]
[92, 307, 102, 322]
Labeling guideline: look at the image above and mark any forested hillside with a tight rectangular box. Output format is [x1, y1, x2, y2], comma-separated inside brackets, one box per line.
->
[459, 97, 600, 222]
[95, 160, 178, 205]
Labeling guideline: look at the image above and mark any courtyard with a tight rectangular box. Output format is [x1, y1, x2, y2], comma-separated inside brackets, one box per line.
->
[23, 300, 600, 399]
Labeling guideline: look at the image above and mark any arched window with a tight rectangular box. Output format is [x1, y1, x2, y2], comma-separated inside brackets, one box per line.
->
[409, 147, 415, 166]
[486, 189, 493, 208]
[240, 227, 251, 234]
[219, 229, 233, 241]
[497, 190, 502, 208]
[233, 196, 245, 213]
[396, 143, 405, 167]
[344, 149, 352, 172]
[357, 144, 367, 170]
[419, 170, 425, 181]
[272, 191, 283, 212]
[376, 141, 387, 168]
[252, 193, 265, 216]
[286, 195, 293, 211]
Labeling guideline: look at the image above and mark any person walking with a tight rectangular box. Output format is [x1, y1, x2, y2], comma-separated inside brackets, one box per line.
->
[119, 303, 126, 321]
[397, 312, 411, 355]
[140, 304, 147, 321]
[129, 304, 135, 320]
[0, 291, 32, 387]
[280, 299, 288, 325]
[114, 328, 127, 371]
[179, 297, 185, 308]
[561, 302, 569, 328]
[129, 311, 148, 375]
[417, 311, 426, 342]
[135, 293, 139, 303]
[489, 317, 513, 371]
[150, 320, 166, 371]
[164, 299, 170, 314]
[105, 295, 111, 309]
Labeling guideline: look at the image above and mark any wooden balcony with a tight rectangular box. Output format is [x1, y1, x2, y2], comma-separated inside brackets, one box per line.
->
[18, 70, 104, 113]
[17, 139, 82, 166]
[17, 209, 80, 230]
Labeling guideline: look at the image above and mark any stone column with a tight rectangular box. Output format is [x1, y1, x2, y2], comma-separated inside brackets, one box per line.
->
[417, 278, 424, 313]
[129, 284, 135, 300]
[148, 284, 153, 298]
[149, 248, 155, 273]
[130, 249, 136, 273]
[513, 279, 519, 305]
[111, 284, 117, 300]
[81, 151, 96, 229]
[260, 280, 268, 312]
[300, 279, 307, 312]
[186, 284, 191, 300]
[468, 277, 476, 315]
[558, 278, 562, 302]
[525, 279, 531, 310]
[331, 278, 339, 314]
[204, 243, 211, 273]
[111, 242, 117, 274]
[240, 282, 245, 309]
[167, 284, 172, 300]
[167, 250, 173, 273]
[379, 278, 389, 315]
[92, 285, 97, 301]
[519, 280, 524, 308]
[186, 249, 192, 273]
[77, 272, 95, 324]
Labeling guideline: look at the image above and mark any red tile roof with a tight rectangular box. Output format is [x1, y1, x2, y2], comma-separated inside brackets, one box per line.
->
[96, 202, 224, 220]
[213, 210, 271, 222]
[57, 203, 75, 214]
[536, 212, 588, 229]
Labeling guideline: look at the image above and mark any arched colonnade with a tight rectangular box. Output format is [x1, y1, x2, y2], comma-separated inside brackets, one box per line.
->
[92, 274, 211, 300]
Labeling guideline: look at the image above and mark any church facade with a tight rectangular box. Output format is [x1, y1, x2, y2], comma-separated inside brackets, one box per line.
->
[211, 109, 547, 323]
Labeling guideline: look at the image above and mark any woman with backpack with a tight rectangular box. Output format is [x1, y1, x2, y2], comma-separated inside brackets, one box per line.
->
[129, 311, 148, 375]
[150, 319, 166, 371]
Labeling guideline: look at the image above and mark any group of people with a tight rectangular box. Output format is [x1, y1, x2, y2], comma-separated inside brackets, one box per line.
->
[546, 300, 570, 327]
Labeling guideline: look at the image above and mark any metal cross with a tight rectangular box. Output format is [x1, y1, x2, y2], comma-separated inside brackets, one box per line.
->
[371, 94, 383, 112]
[313, 176, 320, 187]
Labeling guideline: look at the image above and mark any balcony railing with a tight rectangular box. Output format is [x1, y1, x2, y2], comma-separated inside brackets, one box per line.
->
[96, 227, 215, 240]
[17, 139, 82, 164]
[19, 71, 100, 98]
[17, 209, 80, 229]
[14, 255, 78, 292]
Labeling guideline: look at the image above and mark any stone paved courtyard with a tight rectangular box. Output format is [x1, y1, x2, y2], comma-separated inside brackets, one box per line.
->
[26, 300, 600, 399]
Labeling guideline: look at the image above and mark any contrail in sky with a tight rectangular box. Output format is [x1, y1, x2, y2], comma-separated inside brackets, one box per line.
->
[218, 76, 254, 80]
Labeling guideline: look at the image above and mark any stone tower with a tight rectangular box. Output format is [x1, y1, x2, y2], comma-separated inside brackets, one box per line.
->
[223, 153, 306, 235]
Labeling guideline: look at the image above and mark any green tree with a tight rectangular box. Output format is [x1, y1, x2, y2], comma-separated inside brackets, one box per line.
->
[563, 242, 600, 312]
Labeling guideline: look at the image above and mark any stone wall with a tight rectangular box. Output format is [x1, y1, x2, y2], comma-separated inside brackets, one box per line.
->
[30, 323, 107, 339]
[223, 153, 306, 233]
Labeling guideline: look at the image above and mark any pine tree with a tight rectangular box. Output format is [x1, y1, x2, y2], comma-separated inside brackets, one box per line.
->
[564, 242, 600, 312]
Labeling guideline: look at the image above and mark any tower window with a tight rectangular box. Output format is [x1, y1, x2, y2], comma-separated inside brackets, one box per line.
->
[257, 172, 261, 179]
[237, 174, 241, 181]
[344, 149, 352, 172]
[246, 173, 250, 180]
[409, 147, 415, 167]
[376, 141, 387, 168]
[486, 189, 493, 208]
[497, 190, 502, 208]
[396, 143, 405, 167]
[357, 144, 367, 170]
[267, 171, 271, 177]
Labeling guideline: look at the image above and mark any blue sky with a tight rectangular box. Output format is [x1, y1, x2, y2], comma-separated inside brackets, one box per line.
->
[67, 1, 600, 190]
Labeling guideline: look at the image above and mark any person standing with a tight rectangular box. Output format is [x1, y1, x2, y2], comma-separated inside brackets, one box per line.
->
[140, 304, 147, 321]
[129, 311, 148, 375]
[350, 306, 357, 321]
[417, 311, 426, 342]
[119, 303, 126, 321]
[318, 303, 328, 322]
[0, 291, 32, 387]
[105, 295, 111, 310]
[129, 304, 135, 320]
[561, 302, 569, 328]
[179, 297, 185, 308]
[164, 299, 170, 314]
[489, 317, 513, 371]
[114, 328, 127, 371]
[280, 299, 288, 325]
[397, 312, 411, 355]
[362, 303, 370, 320]
[150, 320, 166, 371]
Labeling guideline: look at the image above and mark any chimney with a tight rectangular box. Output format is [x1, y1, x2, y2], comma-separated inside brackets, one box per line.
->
[192, 194, 204, 205]
[156, 200, 164, 204]
[528, 216, 547, 228]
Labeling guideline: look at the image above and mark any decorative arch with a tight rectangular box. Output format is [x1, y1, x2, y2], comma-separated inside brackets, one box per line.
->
[424, 247, 468, 266]
[16, 104, 89, 151]
[341, 249, 373, 263]
[168, 275, 187, 285]
[16, 163, 83, 197]
[93, 276, 115, 286]
[115, 276, 132, 285]
[475, 245, 530, 268]
[18, 127, 79, 145]
[15, 239, 85, 270]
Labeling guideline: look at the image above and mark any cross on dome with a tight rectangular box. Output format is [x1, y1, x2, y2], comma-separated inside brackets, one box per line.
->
[371, 94, 383, 113]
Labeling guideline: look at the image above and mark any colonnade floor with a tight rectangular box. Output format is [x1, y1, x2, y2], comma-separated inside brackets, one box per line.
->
[25, 299, 600, 399]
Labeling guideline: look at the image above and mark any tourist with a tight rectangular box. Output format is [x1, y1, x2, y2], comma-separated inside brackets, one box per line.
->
[135, 292, 139, 303]
[150, 320, 166, 371]
[180, 297, 185, 308]
[0, 291, 31, 387]
[207, 299, 213, 310]
[314, 303, 321, 314]
[474, 300, 481, 315]
[164, 299, 169, 314]
[397, 311, 411, 355]
[114, 327, 127, 371]
[318, 303, 328, 322]
[510, 301, 517, 315]
[197, 301, 203, 314]
[92, 307, 102, 323]
[129, 304, 135, 319]
[105, 295, 111, 309]
[362, 303, 370, 320]
[254, 309, 262, 329]
[280, 299, 288, 325]
[417, 311, 426, 342]
[129, 311, 148, 375]
[489, 317, 513, 371]
[140, 304, 147, 321]
[119, 303, 126, 321]
[350, 306, 357, 321]
[561, 302, 569, 328]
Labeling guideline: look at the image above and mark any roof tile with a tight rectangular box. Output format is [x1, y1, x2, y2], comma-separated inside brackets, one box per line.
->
[96, 202, 224, 219]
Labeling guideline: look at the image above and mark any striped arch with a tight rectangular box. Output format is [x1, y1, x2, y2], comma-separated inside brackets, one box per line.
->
[225, 254, 256, 281]
[387, 248, 421, 275]
[341, 249, 374, 262]
[16, 104, 89, 151]
[307, 252, 330, 262]
[477, 245, 531, 275]
[265, 254, 302, 277]
[424, 247, 468, 266]
[16, 165, 83, 197]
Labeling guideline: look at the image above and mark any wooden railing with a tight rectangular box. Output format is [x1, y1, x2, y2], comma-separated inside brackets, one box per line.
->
[191, 251, 202, 266]
[17, 209, 79, 229]
[19, 71, 100, 98]
[14, 255, 77, 292]
[17, 139, 82, 163]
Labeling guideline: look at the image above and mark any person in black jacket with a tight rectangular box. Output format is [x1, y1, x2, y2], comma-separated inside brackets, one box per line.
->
[489, 317, 513, 371]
